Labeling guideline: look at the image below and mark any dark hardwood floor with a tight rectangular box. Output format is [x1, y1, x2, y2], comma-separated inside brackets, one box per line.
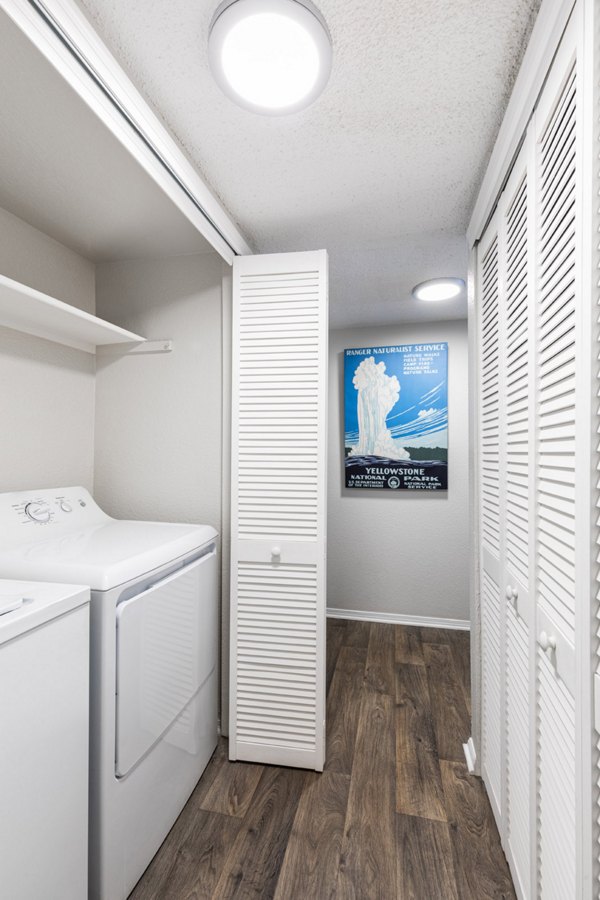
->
[130, 620, 515, 900]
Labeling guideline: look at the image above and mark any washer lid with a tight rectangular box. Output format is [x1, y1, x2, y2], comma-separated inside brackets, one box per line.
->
[0, 520, 218, 591]
[0, 580, 89, 644]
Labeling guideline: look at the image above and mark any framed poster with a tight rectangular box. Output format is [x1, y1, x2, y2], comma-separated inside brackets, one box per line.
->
[344, 343, 448, 491]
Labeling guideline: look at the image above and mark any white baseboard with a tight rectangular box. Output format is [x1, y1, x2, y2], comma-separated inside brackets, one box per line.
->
[326, 607, 470, 631]
[463, 737, 477, 773]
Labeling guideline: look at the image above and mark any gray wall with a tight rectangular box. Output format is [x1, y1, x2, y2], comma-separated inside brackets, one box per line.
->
[328, 319, 470, 624]
[93, 252, 224, 531]
[0, 208, 96, 492]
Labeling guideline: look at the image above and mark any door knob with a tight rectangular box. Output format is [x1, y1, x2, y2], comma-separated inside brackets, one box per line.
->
[538, 630, 557, 655]
[505, 584, 513, 600]
[506, 585, 518, 604]
[271, 546, 281, 559]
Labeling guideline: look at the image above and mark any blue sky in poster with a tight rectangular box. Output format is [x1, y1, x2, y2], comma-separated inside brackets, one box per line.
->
[344, 343, 448, 450]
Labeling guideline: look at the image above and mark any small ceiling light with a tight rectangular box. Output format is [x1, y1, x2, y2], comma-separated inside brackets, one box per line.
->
[412, 278, 465, 302]
[208, 0, 332, 115]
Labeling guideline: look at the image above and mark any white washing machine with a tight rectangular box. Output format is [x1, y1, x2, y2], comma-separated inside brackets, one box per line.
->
[0, 487, 219, 900]
[0, 579, 89, 900]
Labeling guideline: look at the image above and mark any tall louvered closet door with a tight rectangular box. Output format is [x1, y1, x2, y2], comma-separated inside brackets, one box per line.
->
[478, 137, 534, 900]
[475, 7, 590, 898]
[531, 21, 580, 898]
[229, 250, 328, 770]
[502, 139, 534, 900]
[477, 209, 504, 820]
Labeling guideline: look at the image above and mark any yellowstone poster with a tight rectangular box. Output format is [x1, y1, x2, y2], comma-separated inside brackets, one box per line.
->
[344, 343, 448, 491]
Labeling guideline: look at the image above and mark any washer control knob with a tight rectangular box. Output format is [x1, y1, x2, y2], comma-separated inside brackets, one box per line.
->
[60, 501, 72, 513]
[25, 502, 51, 523]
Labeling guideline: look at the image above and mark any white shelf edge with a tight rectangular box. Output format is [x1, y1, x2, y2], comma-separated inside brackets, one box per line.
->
[0, 273, 145, 354]
[97, 340, 173, 357]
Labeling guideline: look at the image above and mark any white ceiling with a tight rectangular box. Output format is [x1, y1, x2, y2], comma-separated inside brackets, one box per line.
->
[0, 10, 214, 262]
[74, 0, 541, 326]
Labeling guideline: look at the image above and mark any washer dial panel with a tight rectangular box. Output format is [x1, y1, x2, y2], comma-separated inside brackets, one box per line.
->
[11, 493, 88, 526]
[24, 501, 52, 523]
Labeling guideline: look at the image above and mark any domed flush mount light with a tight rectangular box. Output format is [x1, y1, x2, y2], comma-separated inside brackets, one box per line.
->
[208, 0, 332, 114]
[412, 278, 465, 302]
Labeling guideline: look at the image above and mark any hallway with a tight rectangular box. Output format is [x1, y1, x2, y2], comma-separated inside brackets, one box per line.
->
[131, 620, 514, 899]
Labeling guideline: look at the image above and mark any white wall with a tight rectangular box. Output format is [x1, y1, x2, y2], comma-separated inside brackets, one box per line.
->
[328, 319, 469, 624]
[0, 206, 95, 313]
[0, 208, 96, 492]
[94, 252, 224, 531]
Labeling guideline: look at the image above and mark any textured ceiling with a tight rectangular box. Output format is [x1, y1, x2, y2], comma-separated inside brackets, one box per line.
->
[76, 0, 540, 327]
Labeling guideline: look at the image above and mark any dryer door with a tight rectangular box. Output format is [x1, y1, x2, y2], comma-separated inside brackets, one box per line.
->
[115, 546, 217, 777]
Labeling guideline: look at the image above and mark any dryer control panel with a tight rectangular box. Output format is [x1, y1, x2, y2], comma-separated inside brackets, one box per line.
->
[0, 487, 109, 537]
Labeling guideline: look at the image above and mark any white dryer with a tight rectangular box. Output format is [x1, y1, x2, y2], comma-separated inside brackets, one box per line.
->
[0, 487, 219, 900]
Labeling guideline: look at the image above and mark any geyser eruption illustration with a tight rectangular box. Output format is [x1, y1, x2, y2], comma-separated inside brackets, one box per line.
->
[350, 357, 409, 460]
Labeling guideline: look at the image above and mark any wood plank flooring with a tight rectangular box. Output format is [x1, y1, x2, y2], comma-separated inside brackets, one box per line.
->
[130, 620, 515, 900]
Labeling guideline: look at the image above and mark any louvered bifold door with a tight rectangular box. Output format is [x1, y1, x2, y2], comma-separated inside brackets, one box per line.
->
[477, 210, 504, 819]
[229, 250, 328, 770]
[532, 17, 580, 899]
[501, 136, 534, 900]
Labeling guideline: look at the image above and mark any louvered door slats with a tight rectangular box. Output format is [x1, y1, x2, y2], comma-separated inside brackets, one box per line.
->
[480, 235, 501, 559]
[537, 62, 577, 650]
[537, 654, 576, 900]
[501, 154, 533, 900]
[505, 176, 530, 597]
[475, 8, 595, 898]
[231, 250, 327, 771]
[506, 607, 531, 893]
[482, 569, 502, 809]
[533, 35, 579, 900]
[479, 220, 504, 817]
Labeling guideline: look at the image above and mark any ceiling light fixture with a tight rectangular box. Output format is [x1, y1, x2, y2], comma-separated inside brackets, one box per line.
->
[412, 278, 465, 302]
[208, 0, 332, 115]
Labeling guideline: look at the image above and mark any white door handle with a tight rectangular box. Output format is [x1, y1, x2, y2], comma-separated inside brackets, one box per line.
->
[271, 546, 281, 559]
[505, 585, 518, 605]
[538, 630, 556, 655]
[505, 584, 513, 600]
